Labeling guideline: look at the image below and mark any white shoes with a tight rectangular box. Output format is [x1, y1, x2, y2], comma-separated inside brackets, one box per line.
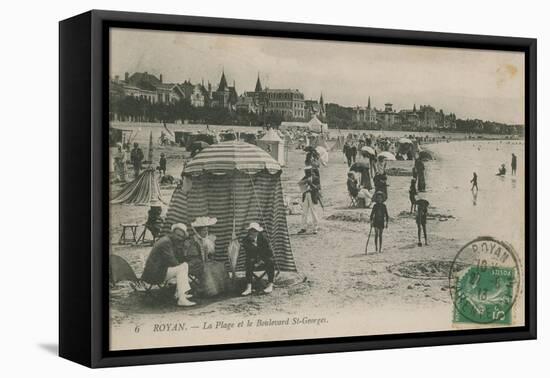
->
[177, 298, 196, 307]
[241, 283, 274, 295]
[263, 283, 274, 294]
[241, 284, 252, 296]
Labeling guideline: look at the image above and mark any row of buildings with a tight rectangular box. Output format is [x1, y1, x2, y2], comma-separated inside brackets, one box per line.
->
[354, 98, 457, 129]
[110, 71, 326, 121]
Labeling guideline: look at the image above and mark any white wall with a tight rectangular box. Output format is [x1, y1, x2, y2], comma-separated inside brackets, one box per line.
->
[0, 0, 546, 376]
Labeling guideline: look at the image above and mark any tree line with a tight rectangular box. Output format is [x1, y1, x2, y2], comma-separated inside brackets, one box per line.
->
[110, 95, 523, 135]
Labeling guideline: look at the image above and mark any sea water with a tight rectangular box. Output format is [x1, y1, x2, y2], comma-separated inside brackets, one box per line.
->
[425, 140, 525, 254]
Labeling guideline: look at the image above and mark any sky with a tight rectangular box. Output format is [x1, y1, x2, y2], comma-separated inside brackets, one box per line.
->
[110, 28, 525, 125]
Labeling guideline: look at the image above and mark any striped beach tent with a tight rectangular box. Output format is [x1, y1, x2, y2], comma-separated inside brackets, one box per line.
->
[163, 141, 297, 273]
[111, 168, 164, 205]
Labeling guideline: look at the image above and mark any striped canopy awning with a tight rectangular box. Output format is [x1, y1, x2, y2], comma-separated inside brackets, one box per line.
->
[184, 141, 281, 176]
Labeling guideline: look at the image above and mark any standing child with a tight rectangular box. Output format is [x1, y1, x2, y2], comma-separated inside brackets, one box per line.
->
[470, 172, 478, 191]
[409, 178, 417, 214]
[369, 191, 389, 253]
[159, 153, 167, 177]
[416, 196, 429, 247]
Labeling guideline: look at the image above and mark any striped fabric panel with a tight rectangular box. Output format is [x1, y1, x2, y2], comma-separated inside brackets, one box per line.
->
[111, 169, 164, 205]
[185, 141, 281, 175]
[162, 171, 297, 272]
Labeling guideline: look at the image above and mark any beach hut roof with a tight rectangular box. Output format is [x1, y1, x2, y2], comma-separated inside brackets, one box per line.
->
[184, 141, 281, 176]
[260, 128, 283, 142]
[307, 115, 328, 133]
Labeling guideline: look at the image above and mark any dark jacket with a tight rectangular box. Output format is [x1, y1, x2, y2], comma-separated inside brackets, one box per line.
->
[130, 147, 144, 166]
[241, 232, 273, 262]
[141, 235, 181, 284]
[301, 174, 321, 204]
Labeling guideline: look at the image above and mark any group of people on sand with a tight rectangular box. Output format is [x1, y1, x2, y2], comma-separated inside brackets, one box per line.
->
[113, 142, 145, 183]
[344, 142, 430, 252]
[140, 216, 278, 307]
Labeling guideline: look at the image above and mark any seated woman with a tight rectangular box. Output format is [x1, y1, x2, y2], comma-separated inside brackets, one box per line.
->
[190, 216, 230, 297]
[347, 172, 360, 198]
[145, 204, 164, 238]
[347, 172, 373, 208]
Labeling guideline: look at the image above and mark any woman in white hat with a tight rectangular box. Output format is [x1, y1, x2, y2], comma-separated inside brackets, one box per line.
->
[190, 216, 218, 262]
[190, 217, 230, 297]
[241, 222, 275, 296]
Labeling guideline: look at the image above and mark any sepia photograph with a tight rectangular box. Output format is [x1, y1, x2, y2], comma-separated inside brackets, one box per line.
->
[107, 27, 526, 351]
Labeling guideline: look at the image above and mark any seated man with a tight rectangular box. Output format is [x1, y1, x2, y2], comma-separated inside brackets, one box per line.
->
[241, 223, 275, 296]
[141, 223, 196, 307]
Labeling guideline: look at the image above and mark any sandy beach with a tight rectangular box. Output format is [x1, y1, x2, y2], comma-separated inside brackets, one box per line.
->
[109, 126, 525, 350]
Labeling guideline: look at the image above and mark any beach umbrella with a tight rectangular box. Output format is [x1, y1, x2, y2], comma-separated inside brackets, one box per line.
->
[349, 161, 370, 172]
[361, 146, 376, 156]
[418, 150, 433, 161]
[399, 137, 413, 144]
[185, 141, 281, 175]
[315, 146, 329, 166]
[415, 192, 429, 206]
[378, 151, 396, 161]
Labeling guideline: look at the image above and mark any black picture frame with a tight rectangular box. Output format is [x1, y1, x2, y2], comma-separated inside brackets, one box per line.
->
[59, 9, 537, 368]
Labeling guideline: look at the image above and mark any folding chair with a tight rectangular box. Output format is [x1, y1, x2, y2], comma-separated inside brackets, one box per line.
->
[251, 260, 280, 289]
[348, 194, 358, 208]
[119, 223, 139, 244]
[136, 223, 157, 245]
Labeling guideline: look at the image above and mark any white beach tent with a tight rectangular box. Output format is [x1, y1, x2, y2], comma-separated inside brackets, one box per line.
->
[307, 115, 328, 134]
[257, 128, 286, 166]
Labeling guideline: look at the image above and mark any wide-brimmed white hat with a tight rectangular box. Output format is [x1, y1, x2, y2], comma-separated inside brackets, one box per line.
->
[247, 222, 263, 232]
[191, 216, 217, 228]
[171, 223, 187, 233]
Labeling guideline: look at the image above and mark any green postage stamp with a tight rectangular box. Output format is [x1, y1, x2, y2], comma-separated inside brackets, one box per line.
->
[450, 237, 521, 325]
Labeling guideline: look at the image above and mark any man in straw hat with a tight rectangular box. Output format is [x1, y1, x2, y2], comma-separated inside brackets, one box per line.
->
[141, 223, 196, 307]
[369, 191, 389, 253]
[298, 166, 321, 234]
[241, 223, 275, 296]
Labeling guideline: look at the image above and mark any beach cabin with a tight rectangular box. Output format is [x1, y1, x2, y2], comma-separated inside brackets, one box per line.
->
[307, 115, 328, 134]
[257, 128, 286, 166]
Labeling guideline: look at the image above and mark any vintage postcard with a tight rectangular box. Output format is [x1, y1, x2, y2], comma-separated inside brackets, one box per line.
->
[108, 28, 525, 351]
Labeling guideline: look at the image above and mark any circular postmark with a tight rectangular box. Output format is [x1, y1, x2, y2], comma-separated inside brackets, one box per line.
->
[449, 236, 521, 325]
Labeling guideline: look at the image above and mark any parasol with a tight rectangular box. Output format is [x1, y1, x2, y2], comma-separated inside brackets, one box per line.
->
[361, 146, 376, 156]
[184, 141, 281, 175]
[418, 150, 433, 161]
[315, 146, 329, 166]
[378, 151, 396, 161]
[415, 192, 429, 207]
